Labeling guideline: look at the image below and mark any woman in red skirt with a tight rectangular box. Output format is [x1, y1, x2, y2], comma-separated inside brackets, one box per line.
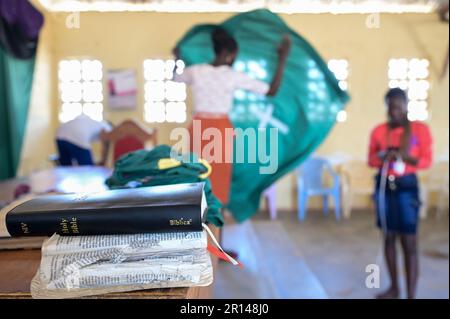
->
[174, 27, 291, 205]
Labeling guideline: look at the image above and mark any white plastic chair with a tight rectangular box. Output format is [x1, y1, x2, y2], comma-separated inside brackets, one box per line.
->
[263, 184, 277, 220]
[339, 160, 377, 219]
[297, 157, 341, 221]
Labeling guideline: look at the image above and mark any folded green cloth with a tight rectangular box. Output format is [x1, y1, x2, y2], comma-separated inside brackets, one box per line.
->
[106, 145, 223, 227]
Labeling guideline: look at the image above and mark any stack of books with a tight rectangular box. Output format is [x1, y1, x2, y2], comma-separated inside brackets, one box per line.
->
[0, 183, 214, 299]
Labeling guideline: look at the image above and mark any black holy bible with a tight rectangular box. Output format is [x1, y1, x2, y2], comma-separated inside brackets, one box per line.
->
[0, 183, 207, 237]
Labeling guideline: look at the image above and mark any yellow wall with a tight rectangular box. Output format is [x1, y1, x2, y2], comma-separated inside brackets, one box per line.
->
[20, 10, 449, 210]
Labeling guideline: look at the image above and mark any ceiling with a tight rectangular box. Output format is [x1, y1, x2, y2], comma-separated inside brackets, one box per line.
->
[36, 0, 448, 13]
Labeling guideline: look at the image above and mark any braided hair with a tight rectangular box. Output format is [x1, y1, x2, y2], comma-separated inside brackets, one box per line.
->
[212, 27, 238, 56]
[385, 88, 411, 154]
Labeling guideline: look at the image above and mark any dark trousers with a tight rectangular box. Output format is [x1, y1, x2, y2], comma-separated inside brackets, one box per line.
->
[56, 139, 94, 166]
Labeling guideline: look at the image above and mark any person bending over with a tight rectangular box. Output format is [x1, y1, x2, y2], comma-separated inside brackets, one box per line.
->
[56, 114, 112, 166]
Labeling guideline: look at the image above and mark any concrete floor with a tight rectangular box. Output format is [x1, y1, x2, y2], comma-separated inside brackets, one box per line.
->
[214, 209, 449, 299]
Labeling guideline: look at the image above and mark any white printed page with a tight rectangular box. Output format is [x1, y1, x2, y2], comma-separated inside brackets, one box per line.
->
[43, 231, 207, 254]
[31, 231, 213, 299]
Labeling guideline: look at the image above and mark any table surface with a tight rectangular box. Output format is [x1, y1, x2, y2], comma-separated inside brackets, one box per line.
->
[0, 249, 209, 299]
[0, 166, 215, 299]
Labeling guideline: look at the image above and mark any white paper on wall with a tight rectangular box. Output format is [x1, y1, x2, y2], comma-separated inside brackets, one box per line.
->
[108, 69, 138, 110]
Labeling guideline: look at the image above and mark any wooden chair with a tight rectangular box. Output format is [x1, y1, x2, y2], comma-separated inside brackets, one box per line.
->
[101, 119, 157, 163]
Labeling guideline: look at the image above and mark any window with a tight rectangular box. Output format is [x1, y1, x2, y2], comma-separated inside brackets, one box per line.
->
[328, 59, 349, 122]
[388, 58, 430, 121]
[328, 59, 349, 91]
[143, 59, 187, 123]
[58, 59, 104, 123]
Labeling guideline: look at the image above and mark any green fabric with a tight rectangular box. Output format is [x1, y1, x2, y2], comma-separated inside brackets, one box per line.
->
[176, 9, 350, 222]
[0, 46, 35, 180]
[106, 145, 224, 227]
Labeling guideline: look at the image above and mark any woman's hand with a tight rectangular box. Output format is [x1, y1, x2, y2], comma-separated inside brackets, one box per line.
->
[267, 35, 291, 96]
[277, 35, 292, 60]
[381, 149, 399, 162]
[399, 150, 419, 166]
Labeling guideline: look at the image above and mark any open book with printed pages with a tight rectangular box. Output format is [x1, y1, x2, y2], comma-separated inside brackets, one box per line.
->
[0, 183, 208, 237]
[30, 231, 213, 299]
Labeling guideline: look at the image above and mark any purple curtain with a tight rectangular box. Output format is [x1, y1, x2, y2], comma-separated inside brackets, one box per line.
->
[0, 0, 44, 59]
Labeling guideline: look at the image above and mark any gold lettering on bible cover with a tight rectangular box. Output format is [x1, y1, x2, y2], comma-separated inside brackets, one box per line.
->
[60, 217, 79, 234]
[20, 222, 30, 234]
[169, 218, 193, 226]
[60, 218, 69, 234]
[70, 217, 79, 234]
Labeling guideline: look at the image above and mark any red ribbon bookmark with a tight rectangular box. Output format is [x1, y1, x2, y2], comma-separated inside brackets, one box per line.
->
[207, 244, 244, 269]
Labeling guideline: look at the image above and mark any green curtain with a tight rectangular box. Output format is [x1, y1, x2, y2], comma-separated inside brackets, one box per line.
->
[0, 46, 35, 180]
